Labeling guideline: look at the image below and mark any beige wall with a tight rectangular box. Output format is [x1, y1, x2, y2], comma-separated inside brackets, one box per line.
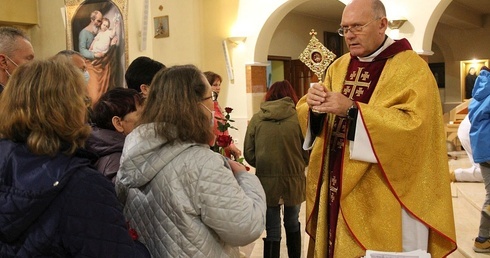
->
[33, 0, 65, 59]
[269, 12, 342, 58]
[149, 0, 202, 67]
[0, 0, 38, 25]
[200, 0, 240, 104]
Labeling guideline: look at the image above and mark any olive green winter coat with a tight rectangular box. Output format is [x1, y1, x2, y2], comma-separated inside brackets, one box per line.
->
[244, 97, 309, 206]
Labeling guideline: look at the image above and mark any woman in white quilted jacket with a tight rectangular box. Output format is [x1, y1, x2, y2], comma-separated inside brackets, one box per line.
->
[116, 64, 267, 258]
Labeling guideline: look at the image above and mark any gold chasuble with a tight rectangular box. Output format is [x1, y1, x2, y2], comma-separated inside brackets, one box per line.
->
[296, 38, 457, 257]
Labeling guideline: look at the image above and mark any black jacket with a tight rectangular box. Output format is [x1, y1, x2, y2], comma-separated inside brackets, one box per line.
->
[0, 139, 150, 257]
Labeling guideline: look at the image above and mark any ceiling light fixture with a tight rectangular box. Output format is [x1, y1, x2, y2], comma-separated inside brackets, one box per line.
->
[388, 19, 407, 30]
[227, 36, 247, 45]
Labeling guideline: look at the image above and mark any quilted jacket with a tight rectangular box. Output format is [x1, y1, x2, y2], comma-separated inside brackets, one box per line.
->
[116, 123, 267, 258]
[0, 139, 150, 257]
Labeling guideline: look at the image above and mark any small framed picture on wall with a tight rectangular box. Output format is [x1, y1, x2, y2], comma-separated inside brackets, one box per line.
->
[428, 62, 445, 88]
[460, 59, 489, 100]
[154, 15, 169, 38]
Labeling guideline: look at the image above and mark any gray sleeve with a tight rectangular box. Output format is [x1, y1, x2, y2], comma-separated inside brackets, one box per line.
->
[197, 155, 266, 246]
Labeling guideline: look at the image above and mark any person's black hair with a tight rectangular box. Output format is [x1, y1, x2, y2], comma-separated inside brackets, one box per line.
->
[125, 56, 165, 92]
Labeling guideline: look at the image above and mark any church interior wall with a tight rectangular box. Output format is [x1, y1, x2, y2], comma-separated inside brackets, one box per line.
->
[149, 0, 203, 67]
[200, 0, 240, 103]
[0, 0, 38, 25]
[268, 12, 343, 58]
[33, 0, 65, 60]
[432, 21, 490, 112]
[268, 6, 490, 114]
[27, 0, 216, 68]
[3, 0, 490, 146]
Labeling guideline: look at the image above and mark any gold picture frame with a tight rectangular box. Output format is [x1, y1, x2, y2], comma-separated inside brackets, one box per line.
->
[64, 0, 129, 104]
[460, 59, 488, 101]
[154, 15, 169, 38]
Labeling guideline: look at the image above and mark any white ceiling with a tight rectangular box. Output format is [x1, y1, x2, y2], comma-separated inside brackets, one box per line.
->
[292, 0, 490, 30]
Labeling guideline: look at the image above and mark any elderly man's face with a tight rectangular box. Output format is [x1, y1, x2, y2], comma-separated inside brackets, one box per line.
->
[93, 13, 103, 28]
[340, 0, 387, 57]
[2, 37, 34, 74]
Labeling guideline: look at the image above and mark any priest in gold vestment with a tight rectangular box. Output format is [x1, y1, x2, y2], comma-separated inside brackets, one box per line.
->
[296, 0, 457, 257]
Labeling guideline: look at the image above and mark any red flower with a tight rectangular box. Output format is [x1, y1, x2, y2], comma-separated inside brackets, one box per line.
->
[216, 135, 233, 148]
[213, 106, 248, 165]
[126, 221, 139, 240]
[129, 228, 139, 241]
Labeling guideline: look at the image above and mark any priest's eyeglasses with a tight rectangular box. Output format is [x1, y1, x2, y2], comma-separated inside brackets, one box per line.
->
[337, 18, 380, 36]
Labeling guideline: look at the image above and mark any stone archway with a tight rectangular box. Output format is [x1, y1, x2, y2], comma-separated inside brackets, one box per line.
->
[245, 0, 345, 110]
[420, 0, 452, 54]
[239, 0, 454, 118]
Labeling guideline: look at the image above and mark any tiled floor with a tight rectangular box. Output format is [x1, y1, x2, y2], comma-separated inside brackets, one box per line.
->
[447, 154, 489, 257]
[241, 153, 485, 257]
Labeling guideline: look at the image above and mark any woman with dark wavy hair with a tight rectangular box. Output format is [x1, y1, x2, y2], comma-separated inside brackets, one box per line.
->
[0, 59, 149, 257]
[116, 64, 266, 258]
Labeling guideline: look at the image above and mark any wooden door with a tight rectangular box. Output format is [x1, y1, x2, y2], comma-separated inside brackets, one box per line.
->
[267, 55, 292, 85]
[291, 59, 319, 98]
[267, 56, 320, 99]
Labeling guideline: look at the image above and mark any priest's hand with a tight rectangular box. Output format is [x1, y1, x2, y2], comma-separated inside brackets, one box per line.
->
[307, 83, 354, 116]
[320, 92, 353, 117]
[307, 83, 327, 113]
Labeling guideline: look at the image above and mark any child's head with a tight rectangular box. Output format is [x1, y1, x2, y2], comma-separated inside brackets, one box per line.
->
[100, 18, 110, 32]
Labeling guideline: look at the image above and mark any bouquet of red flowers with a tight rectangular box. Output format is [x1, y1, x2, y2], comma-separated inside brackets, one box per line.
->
[212, 107, 249, 170]
[216, 107, 237, 151]
[213, 107, 237, 157]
